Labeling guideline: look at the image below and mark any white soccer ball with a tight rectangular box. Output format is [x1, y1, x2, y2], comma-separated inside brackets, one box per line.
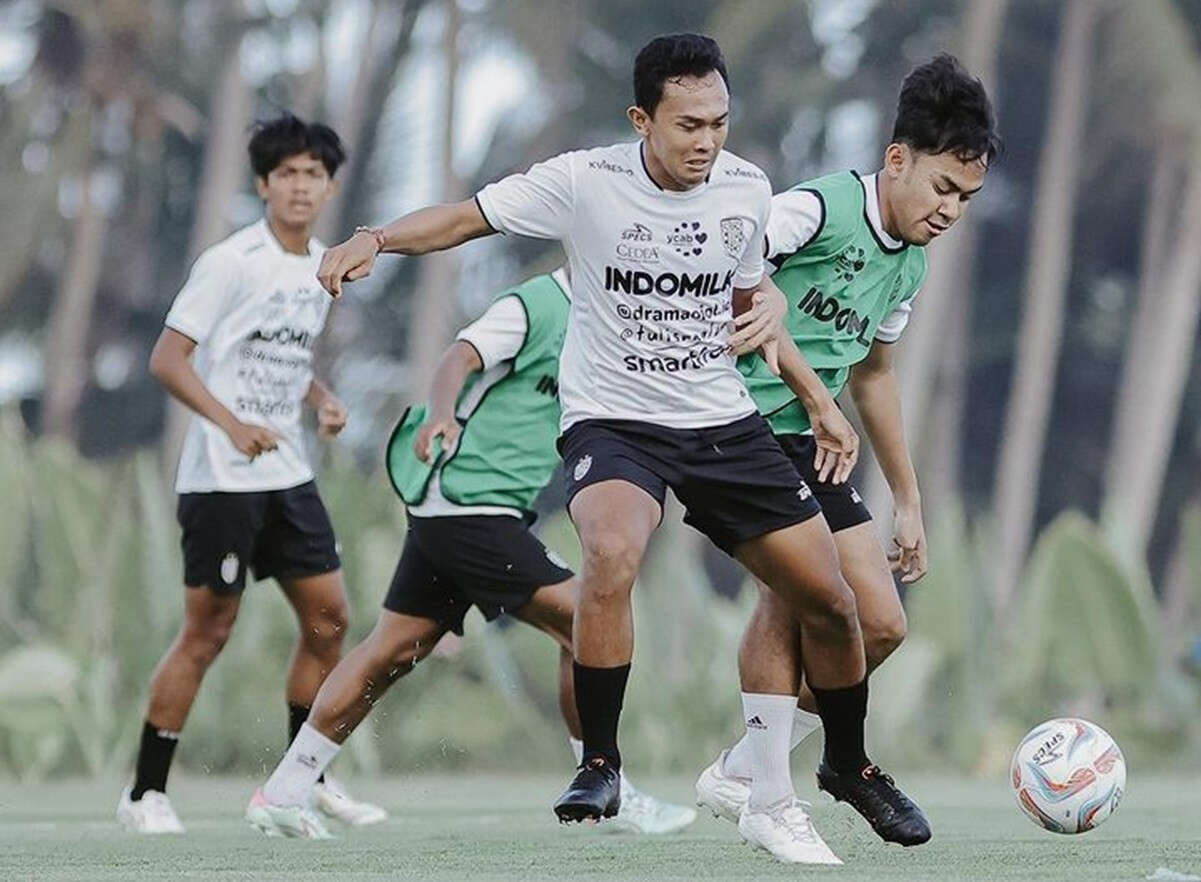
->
[1010, 717, 1126, 834]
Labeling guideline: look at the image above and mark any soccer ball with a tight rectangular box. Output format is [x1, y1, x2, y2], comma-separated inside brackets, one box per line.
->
[1010, 717, 1126, 834]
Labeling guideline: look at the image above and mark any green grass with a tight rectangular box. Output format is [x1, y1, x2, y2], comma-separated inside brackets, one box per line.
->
[1, 773, 1199, 881]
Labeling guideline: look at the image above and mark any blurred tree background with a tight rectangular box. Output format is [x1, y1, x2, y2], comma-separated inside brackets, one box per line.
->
[1, 0, 1200, 779]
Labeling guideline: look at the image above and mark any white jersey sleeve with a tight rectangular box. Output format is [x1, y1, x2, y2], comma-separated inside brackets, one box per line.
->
[164, 247, 241, 344]
[734, 179, 772, 289]
[455, 295, 529, 369]
[765, 189, 825, 261]
[475, 152, 575, 240]
[875, 296, 916, 343]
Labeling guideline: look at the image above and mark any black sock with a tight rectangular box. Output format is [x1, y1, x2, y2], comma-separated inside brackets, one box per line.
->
[811, 678, 870, 773]
[287, 702, 325, 783]
[573, 662, 630, 769]
[131, 721, 179, 800]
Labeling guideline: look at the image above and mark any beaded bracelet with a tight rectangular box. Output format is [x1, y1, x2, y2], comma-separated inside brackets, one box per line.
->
[354, 225, 387, 253]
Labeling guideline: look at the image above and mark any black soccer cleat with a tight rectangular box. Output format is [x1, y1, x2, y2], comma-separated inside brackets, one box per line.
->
[816, 760, 932, 846]
[553, 757, 621, 823]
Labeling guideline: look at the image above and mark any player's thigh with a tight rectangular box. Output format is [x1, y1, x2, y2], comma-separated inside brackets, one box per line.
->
[832, 522, 905, 643]
[676, 414, 821, 557]
[381, 519, 472, 637]
[177, 490, 267, 593]
[735, 514, 851, 618]
[559, 419, 666, 575]
[254, 481, 342, 588]
[513, 578, 577, 648]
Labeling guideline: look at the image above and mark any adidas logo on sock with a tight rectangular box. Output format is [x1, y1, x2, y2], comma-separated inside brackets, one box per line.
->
[746, 715, 768, 730]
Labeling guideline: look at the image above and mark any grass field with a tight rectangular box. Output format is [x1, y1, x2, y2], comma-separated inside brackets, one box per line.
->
[1, 772, 1199, 881]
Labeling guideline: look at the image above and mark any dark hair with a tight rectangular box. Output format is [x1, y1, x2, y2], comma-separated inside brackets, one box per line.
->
[891, 54, 1002, 164]
[247, 113, 347, 179]
[633, 33, 729, 116]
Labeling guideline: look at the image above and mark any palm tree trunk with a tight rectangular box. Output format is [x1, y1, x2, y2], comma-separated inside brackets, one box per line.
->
[161, 35, 251, 469]
[993, 0, 1099, 610]
[1100, 144, 1189, 556]
[406, 0, 462, 400]
[42, 152, 107, 441]
[1100, 149, 1201, 557]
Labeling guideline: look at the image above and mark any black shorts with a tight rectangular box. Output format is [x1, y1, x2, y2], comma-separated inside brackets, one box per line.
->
[776, 434, 873, 533]
[384, 515, 574, 636]
[558, 413, 822, 555]
[177, 481, 341, 592]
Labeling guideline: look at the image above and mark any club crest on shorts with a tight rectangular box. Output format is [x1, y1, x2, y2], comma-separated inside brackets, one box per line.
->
[797, 482, 813, 501]
[573, 454, 593, 482]
[850, 487, 862, 504]
[720, 217, 747, 258]
[220, 552, 240, 585]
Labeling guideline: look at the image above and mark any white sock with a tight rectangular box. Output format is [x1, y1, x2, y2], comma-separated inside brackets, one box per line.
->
[791, 707, 822, 747]
[723, 705, 824, 781]
[263, 723, 341, 807]
[740, 692, 797, 811]
[571, 736, 630, 789]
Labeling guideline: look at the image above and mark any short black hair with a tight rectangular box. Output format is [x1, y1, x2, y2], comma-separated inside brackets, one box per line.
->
[633, 33, 729, 116]
[247, 113, 347, 179]
[891, 54, 1001, 164]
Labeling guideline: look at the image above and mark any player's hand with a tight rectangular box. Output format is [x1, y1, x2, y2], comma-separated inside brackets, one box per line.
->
[809, 402, 858, 484]
[729, 286, 787, 370]
[316, 231, 381, 298]
[317, 396, 349, 439]
[889, 503, 928, 583]
[414, 412, 461, 463]
[226, 420, 281, 460]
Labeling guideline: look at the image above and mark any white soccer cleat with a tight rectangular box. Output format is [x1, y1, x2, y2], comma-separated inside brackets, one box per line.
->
[116, 786, 185, 834]
[604, 778, 697, 835]
[695, 749, 750, 824]
[245, 787, 333, 839]
[312, 776, 388, 827]
[739, 799, 842, 865]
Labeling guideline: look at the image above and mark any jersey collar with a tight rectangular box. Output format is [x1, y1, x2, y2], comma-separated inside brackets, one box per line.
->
[856, 171, 906, 253]
[259, 218, 315, 257]
[636, 141, 710, 195]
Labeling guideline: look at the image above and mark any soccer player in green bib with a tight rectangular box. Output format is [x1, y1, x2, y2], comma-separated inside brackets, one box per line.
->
[695, 55, 1000, 850]
[247, 269, 697, 837]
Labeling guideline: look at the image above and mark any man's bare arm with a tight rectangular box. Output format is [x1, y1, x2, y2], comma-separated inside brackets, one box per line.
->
[414, 341, 485, 463]
[317, 199, 494, 297]
[149, 328, 279, 458]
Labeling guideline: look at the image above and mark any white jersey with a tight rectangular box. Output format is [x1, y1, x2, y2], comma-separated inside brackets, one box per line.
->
[165, 220, 330, 493]
[475, 140, 771, 430]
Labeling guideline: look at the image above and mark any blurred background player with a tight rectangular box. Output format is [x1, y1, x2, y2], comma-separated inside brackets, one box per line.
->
[248, 269, 697, 838]
[697, 54, 1001, 853]
[117, 114, 384, 834]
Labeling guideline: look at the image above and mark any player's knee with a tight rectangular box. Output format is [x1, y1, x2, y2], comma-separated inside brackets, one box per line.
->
[181, 618, 234, 667]
[864, 607, 907, 667]
[580, 532, 641, 596]
[303, 600, 349, 654]
[800, 579, 859, 642]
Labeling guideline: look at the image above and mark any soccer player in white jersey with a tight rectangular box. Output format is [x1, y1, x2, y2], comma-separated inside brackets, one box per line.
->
[310, 34, 924, 864]
[116, 115, 383, 834]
